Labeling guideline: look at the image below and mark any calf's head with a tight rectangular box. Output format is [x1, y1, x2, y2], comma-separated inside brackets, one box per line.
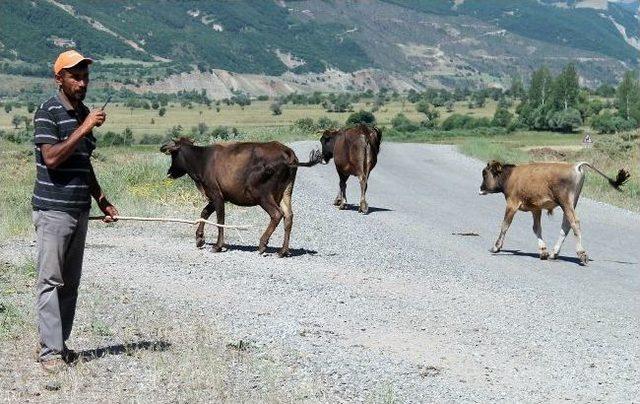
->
[319, 130, 338, 163]
[479, 160, 506, 195]
[160, 138, 193, 179]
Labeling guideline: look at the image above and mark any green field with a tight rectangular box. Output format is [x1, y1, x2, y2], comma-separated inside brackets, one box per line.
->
[0, 99, 501, 138]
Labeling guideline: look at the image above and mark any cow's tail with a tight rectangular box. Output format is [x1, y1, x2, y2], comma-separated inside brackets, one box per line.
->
[292, 149, 323, 167]
[577, 162, 631, 191]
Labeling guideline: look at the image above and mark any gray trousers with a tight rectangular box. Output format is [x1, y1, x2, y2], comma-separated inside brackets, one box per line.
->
[33, 209, 89, 360]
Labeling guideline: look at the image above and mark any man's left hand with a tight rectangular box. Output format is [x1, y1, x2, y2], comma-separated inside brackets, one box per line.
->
[102, 204, 119, 223]
[98, 197, 119, 223]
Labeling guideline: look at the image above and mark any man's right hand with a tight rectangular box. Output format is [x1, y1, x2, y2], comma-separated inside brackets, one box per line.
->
[82, 110, 106, 131]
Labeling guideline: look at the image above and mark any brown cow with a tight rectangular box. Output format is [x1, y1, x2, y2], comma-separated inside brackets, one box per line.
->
[320, 124, 382, 214]
[161, 138, 322, 257]
[479, 160, 630, 265]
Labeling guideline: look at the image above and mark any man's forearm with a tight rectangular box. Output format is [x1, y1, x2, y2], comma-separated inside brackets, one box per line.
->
[41, 125, 90, 168]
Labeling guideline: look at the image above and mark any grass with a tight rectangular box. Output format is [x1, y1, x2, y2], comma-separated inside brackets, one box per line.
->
[0, 257, 327, 402]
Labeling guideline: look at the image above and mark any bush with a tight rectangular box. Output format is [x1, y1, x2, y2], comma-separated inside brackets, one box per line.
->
[138, 133, 166, 145]
[590, 111, 637, 134]
[594, 135, 635, 158]
[294, 118, 316, 132]
[546, 108, 582, 133]
[391, 113, 420, 132]
[97, 128, 134, 147]
[270, 102, 282, 116]
[1, 129, 31, 144]
[158, 107, 166, 117]
[492, 107, 513, 128]
[317, 116, 338, 130]
[210, 126, 238, 140]
[257, 95, 269, 101]
[440, 113, 490, 131]
[345, 110, 376, 126]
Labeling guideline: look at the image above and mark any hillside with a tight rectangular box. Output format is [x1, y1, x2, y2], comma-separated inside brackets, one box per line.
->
[0, 0, 638, 96]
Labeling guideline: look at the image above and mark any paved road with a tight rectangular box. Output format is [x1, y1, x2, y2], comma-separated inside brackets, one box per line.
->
[83, 142, 640, 402]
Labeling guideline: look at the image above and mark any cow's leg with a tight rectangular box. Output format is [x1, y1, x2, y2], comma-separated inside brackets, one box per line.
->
[278, 182, 294, 258]
[551, 182, 583, 261]
[258, 197, 283, 254]
[550, 215, 571, 260]
[212, 199, 225, 253]
[334, 173, 348, 209]
[532, 210, 548, 259]
[560, 204, 588, 266]
[196, 201, 215, 248]
[358, 174, 369, 214]
[491, 202, 519, 253]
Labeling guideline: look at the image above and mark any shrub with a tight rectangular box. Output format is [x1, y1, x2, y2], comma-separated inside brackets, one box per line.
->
[270, 102, 282, 116]
[138, 133, 166, 145]
[546, 108, 582, 133]
[294, 118, 316, 132]
[97, 128, 134, 147]
[317, 116, 338, 130]
[345, 110, 376, 126]
[492, 107, 513, 128]
[590, 112, 637, 134]
[391, 113, 420, 132]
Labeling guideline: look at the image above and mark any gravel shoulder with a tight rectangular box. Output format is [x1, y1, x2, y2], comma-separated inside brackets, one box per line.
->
[2, 142, 638, 402]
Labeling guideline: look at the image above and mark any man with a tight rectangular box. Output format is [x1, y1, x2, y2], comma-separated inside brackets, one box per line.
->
[32, 50, 119, 372]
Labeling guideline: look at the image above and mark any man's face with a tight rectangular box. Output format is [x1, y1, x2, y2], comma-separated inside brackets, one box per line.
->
[55, 63, 89, 102]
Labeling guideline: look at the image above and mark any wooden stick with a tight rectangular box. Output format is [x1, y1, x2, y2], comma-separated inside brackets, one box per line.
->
[88, 215, 251, 230]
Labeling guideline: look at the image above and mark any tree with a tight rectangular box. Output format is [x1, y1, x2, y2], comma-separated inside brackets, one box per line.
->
[11, 115, 23, 129]
[391, 113, 420, 132]
[270, 102, 282, 116]
[158, 107, 166, 117]
[492, 107, 513, 128]
[444, 100, 455, 113]
[4, 104, 12, 114]
[197, 122, 208, 136]
[416, 101, 439, 125]
[528, 67, 553, 109]
[151, 101, 160, 110]
[27, 102, 36, 114]
[616, 70, 640, 121]
[509, 74, 525, 99]
[551, 63, 580, 111]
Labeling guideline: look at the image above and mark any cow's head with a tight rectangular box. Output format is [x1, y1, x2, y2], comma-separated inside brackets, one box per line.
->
[479, 160, 504, 195]
[160, 137, 194, 179]
[319, 130, 338, 164]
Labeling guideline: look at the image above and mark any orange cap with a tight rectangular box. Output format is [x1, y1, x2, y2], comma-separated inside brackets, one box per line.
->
[53, 50, 93, 75]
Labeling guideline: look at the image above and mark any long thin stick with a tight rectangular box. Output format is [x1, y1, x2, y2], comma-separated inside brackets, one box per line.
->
[88, 215, 251, 230]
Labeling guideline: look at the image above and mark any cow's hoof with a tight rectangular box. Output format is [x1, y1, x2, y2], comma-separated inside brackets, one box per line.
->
[338, 203, 347, 210]
[333, 198, 343, 206]
[196, 237, 205, 248]
[549, 252, 559, 260]
[490, 246, 500, 254]
[539, 250, 549, 260]
[257, 245, 267, 255]
[359, 203, 369, 214]
[578, 251, 589, 266]
[212, 245, 225, 253]
[278, 249, 291, 258]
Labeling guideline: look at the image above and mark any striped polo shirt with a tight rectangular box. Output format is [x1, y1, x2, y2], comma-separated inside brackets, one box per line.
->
[32, 91, 96, 212]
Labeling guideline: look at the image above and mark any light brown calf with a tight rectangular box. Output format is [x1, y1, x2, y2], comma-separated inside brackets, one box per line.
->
[479, 161, 630, 265]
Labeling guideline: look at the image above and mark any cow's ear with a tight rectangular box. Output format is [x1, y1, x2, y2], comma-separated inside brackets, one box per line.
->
[160, 140, 179, 155]
[488, 160, 503, 174]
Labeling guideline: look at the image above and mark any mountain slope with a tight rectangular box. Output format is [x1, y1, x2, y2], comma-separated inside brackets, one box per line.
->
[0, 0, 638, 92]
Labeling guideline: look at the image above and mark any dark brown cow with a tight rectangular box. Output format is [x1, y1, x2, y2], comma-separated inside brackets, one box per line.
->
[320, 124, 382, 214]
[479, 160, 630, 265]
[161, 138, 321, 257]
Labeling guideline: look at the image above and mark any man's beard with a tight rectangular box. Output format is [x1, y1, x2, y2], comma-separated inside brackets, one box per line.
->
[72, 90, 86, 101]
